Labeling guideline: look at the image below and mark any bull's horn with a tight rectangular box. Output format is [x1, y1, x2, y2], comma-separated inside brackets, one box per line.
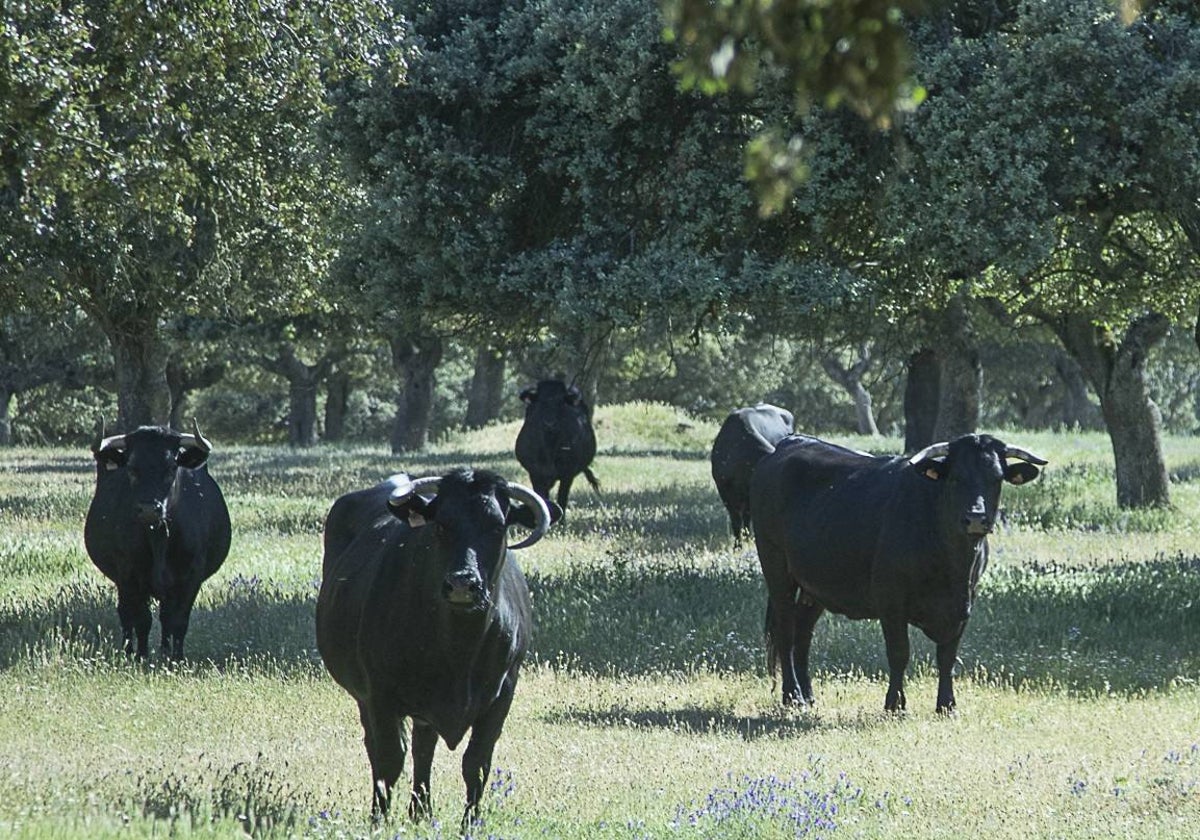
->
[507, 482, 551, 550]
[178, 417, 213, 453]
[94, 417, 126, 454]
[1004, 445, 1048, 466]
[908, 442, 950, 464]
[389, 476, 441, 509]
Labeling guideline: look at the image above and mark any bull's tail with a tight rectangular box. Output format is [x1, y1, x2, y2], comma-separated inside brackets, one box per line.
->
[763, 599, 779, 686]
[583, 467, 601, 495]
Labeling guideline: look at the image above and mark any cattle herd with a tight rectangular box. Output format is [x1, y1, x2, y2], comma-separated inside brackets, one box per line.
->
[80, 384, 1047, 827]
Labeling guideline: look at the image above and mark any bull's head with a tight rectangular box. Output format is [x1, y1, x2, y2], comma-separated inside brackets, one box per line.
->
[91, 419, 213, 527]
[909, 434, 1046, 538]
[386, 469, 555, 611]
[520, 379, 586, 428]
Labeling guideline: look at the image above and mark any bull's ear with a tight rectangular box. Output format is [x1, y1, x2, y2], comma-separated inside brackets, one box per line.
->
[388, 493, 434, 527]
[1005, 462, 1040, 485]
[565, 385, 582, 405]
[177, 446, 210, 470]
[507, 499, 562, 529]
[912, 458, 945, 481]
[519, 386, 537, 404]
[94, 447, 127, 471]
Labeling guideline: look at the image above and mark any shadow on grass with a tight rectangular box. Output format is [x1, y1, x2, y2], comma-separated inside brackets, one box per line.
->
[5, 554, 1199, 699]
[528, 552, 1200, 697]
[541, 704, 887, 740]
[0, 576, 321, 675]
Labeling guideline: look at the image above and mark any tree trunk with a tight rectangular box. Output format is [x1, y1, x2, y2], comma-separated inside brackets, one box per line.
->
[166, 359, 225, 430]
[256, 344, 331, 448]
[932, 295, 981, 441]
[109, 325, 170, 430]
[1048, 311, 1171, 509]
[0, 387, 12, 446]
[390, 333, 444, 453]
[819, 345, 879, 435]
[464, 344, 505, 429]
[287, 379, 320, 448]
[1051, 351, 1101, 430]
[904, 348, 940, 453]
[324, 367, 351, 442]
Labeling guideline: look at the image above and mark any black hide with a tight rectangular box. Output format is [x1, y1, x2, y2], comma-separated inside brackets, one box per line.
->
[710, 403, 794, 545]
[316, 468, 536, 827]
[750, 433, 1043, 713]
[513, 379, 599, 511]
[84, 425, 231, 659]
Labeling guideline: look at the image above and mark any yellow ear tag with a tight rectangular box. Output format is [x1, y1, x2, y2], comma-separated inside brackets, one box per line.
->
[408, 511, 427, 528]
[1009, 474, 1025, 485]
[924, 468, 940, 480]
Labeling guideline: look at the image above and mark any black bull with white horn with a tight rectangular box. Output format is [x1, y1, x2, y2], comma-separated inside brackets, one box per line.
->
[750, 433, 1047, 714]
[316, 467, 556, 827]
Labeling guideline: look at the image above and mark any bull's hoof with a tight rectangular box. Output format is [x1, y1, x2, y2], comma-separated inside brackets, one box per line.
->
[936, 701, 957, 716]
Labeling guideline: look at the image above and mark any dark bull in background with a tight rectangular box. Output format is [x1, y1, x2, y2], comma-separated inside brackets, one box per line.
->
[84, 420, 232, 660]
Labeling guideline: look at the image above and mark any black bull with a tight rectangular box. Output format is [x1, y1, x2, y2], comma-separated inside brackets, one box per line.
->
[514, 379, 599, 511]
[710, 403, 794, 545]
[750, 433, 1046, 713]
[315, 468, 553, 827]
[83, 422, 232, 660]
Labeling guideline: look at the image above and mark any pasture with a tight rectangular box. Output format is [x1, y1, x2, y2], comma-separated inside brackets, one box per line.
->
[1, 403, 1198, 838]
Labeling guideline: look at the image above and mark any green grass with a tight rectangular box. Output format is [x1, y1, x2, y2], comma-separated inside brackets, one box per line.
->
[1, 405, 1199, 838]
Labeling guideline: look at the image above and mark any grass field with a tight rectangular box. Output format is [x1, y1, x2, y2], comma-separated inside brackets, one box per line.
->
[1, 403, 1198, 838]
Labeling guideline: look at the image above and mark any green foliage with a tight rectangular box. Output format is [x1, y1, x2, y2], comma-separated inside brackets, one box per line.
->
[663, 0, 927, 122]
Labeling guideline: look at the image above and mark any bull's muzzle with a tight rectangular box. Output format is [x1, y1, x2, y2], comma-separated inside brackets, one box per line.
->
[135, 500, 167, 526]
[443, 571, 486, 609]
[963, 497, 992, 536]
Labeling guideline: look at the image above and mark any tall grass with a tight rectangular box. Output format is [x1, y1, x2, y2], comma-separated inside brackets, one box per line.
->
[2, 406, 1199, 837]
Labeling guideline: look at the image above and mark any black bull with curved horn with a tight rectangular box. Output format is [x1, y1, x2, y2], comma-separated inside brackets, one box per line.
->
[83, 419, 232, 660]
[316, 467, 555, 827]
[750, 433, 1047, 714]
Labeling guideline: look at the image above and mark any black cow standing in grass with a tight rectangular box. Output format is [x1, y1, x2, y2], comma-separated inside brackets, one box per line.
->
[514, 379, 599, 512]
[316, 468, 554, 827]
[84, 421, 231, 660]
[750, 433, 1046, 713]
[710, 403, 794, 545]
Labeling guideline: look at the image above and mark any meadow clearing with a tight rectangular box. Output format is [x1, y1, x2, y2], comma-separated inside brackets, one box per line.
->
[1, 402, 1198, 838]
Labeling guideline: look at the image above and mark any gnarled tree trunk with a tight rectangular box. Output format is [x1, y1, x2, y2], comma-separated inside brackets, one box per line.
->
[1047, 311, 1171, 509]
[464, 344, 505, 429]
[933, 295, 982, 442]
[324, 366, 351, 443]
[166, 359, 226, 430]
[390, 333, 444, 453]
[819, 344, 879, 435]
[110, 326, 171, 431]
[904, 348, 940, 453]
[257, 344, 333, 448]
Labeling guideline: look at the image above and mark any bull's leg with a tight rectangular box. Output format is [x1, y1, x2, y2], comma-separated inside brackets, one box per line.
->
[408, 720, 437, 821]
[159, 592, 198, 660]
[880, 617, 910, 712]
[935, 633, 964, 714]
[531, 476, 555, 510]
[757, 545, 804, 704]
[767, 594, 804, 705]
[116, 587, 152, 658]
[555, 474, 576, 511]
[460, 677, 517, 829]
[791, 600, 825, 705]
[359, 699, 407, 821]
